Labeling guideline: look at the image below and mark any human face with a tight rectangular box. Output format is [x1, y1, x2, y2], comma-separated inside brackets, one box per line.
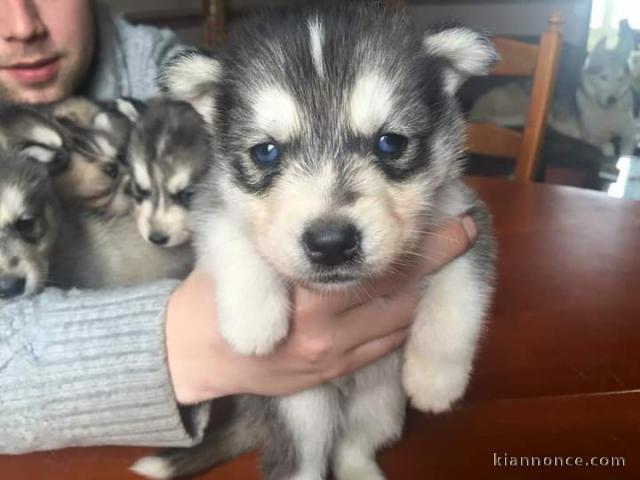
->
[0, 0, 95, 104]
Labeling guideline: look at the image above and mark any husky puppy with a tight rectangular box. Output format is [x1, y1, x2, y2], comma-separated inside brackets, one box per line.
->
[125, 99, 210, 247]
[45, 97, 137, 214]
[469, 26, 637, 156]
[133, 3, 495, 480]
[0, 147, 60, 300]
[0, 143, 194, 296]
[0, 102, 129, 213]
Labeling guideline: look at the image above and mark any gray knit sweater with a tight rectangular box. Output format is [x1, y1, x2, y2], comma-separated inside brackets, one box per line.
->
[0, 8, 210, 454]
[0, 283, 210, 454]
[84, 3, 186, 100]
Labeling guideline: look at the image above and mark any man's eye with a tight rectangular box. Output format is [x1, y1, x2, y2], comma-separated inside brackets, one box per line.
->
[173, 188, 194, 207]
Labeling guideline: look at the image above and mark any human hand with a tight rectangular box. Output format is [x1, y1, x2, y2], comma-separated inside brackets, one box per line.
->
[165, 216, 477, 405]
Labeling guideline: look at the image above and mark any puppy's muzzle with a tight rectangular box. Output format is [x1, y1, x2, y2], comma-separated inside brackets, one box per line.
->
[302, 218, 361, 267]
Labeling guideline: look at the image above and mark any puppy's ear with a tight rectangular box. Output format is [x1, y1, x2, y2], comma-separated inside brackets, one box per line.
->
[112, 97, 145, 123]
[423, 26, 497, 94]
[158, 50, 222, 125]
[24, 122, 65, 151]
[19, 144, 59, 165]
[617, 20, 634, 60]
[92, 111, 115, 132]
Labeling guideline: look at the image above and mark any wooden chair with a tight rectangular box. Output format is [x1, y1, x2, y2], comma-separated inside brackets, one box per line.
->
[203, 0, 226, 46]
[466, 14, 563, 183]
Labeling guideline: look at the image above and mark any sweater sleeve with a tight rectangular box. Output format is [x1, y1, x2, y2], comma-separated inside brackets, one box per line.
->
[0, 281, 210, 454]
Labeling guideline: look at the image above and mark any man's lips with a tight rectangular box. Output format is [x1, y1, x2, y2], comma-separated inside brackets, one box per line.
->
[3, 57, 60, 85]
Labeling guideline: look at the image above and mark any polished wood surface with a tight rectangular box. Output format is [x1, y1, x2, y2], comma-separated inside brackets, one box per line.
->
[3, 178, 640, 479]
[467, 13, 563, 183]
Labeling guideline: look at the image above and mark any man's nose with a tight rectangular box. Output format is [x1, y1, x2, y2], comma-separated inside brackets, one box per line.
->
[0, 0, 47, 42]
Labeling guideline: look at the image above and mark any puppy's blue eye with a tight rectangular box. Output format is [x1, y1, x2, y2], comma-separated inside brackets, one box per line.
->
[250, 143, 281, 166]
[375, 134, 408, 159]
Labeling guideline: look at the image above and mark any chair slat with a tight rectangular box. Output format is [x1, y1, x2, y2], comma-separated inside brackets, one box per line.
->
[491, 37, 540, 76]
[466, 123, 523, 160]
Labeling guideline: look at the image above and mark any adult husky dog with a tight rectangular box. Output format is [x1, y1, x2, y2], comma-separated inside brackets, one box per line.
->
[470, 25, 637, 156]
[133, 3, 496, 479]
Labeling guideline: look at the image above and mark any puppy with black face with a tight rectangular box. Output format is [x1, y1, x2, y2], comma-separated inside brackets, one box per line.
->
[125, 98, 210, 247]
[0, 146, 60, 300]
[133, 3, 495, 480]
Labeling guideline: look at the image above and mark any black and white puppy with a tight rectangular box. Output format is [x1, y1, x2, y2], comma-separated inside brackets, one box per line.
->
[125, 99, 210, 247]
[134, 3, 496, 479]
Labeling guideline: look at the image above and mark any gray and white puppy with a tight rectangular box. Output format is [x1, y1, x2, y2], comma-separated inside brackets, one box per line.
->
[0, 147, 60, 299]
[0, 101, 128, 213]
[125, 98, 210, 247]
[134, 3, 495, 480]
[0, 144, 194, 300]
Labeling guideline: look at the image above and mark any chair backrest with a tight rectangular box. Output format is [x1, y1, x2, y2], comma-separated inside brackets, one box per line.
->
[467, 14, 563, 182]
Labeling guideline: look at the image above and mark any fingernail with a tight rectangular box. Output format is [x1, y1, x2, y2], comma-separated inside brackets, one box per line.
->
[462, 215, 478, 241]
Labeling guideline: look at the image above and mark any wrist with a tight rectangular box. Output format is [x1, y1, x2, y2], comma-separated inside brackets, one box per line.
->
[165, 272, 237, 404]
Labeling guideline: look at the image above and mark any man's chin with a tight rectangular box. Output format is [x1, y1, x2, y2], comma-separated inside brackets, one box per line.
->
[0, 77, 72, 105]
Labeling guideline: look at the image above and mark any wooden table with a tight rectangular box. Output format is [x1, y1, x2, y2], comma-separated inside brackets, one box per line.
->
[3, 177, 640, 479]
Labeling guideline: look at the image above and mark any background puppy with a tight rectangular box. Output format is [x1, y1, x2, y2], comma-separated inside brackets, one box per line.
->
[133, 3, 495, 480]
[0, 102, 128, 213]
[470, 23, 637, 156]
[125, 99, 210, 247]
[0, 146, 60, 300]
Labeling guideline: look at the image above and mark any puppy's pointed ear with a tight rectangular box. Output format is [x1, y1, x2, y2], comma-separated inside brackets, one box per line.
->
[24, 122, 65, 151]
[617, 20, 635, 60]
[423, 26, 497, 94]
[19, 144, 59, 165]
[158, 50, 221, 125]
[113, 98, 145, 123]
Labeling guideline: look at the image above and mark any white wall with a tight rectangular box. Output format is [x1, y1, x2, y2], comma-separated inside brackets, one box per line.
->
[408, 1, 591, 47]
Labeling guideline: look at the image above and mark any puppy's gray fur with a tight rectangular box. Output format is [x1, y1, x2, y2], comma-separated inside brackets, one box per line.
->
[0, 101, 131, 213]
[0, 145, 194, 300]
[125, 99, 210, 247]
[134, 3, 495, 479]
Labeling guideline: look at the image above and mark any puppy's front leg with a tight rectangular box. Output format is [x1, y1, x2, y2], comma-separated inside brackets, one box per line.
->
[402, 253, 491, 413]
[200, 216, 290, 355]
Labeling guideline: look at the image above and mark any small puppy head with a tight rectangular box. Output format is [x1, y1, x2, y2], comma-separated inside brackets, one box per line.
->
[125, 99, 210, 247]
[163, 4, 495, 286]
[583, 33, 634, 108]
[1, 102, 130, 210]
[0, 147, 60, 300]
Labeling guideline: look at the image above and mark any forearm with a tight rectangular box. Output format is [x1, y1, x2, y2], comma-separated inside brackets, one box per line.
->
[0, 282, 210, 454]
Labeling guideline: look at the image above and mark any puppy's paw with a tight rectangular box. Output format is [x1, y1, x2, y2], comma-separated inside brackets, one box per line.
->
[402, 355, 470, 414]
[130, 456, 174, 479]
[217, 287, 290, 356]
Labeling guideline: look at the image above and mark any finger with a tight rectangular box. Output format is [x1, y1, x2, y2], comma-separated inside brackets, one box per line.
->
[293, 215, 477, 314]
[336, 289, 417, 350]
[334, 328, 408, 379]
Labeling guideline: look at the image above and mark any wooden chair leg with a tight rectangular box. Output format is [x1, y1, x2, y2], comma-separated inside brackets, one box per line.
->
[514, 12, 562, 183]
[203, 0, 226, 47]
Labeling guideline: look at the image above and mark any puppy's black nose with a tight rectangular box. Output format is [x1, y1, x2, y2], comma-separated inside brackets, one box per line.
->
[607, 96, 617, 106]
[149, 232, 170, 246]
[0, 276, 27, 299]
[103, 163, 119, 178]
[303, 220, 360, 266]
